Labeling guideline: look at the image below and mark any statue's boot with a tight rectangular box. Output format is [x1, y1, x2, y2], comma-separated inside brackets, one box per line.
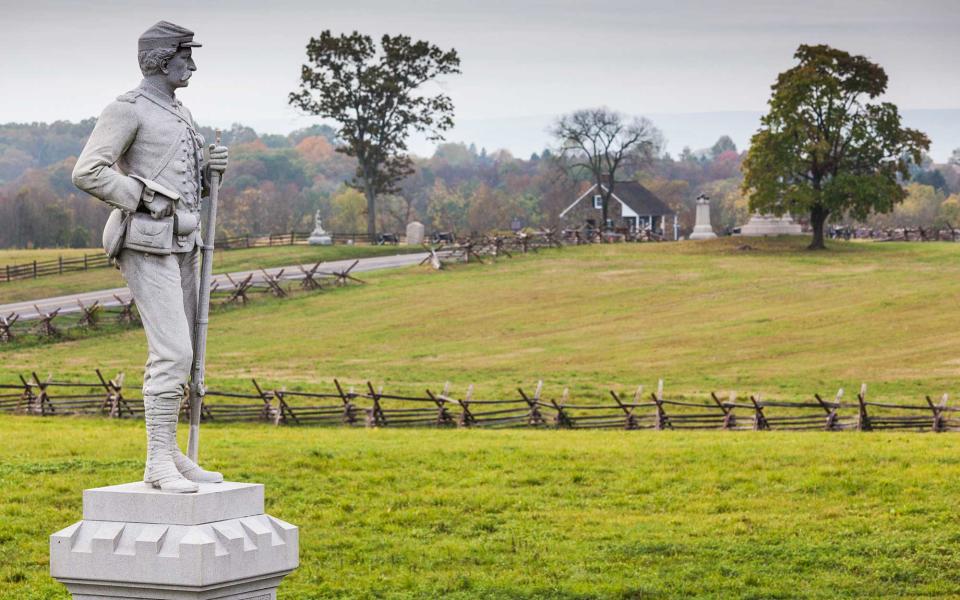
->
[174, 450, 224, 483]
[143, 396, 198, 493]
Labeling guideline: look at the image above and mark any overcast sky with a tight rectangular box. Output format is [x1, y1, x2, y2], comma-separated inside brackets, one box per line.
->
[2, 0, 958, 158]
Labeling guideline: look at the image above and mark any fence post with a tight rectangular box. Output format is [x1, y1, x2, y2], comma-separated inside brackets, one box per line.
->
[84, 255, 88, 271]
[33, 260, 37, 279]
[58, 256, 63, 274]
[290, 231, 295, 245]
[856, 383, 871, 431]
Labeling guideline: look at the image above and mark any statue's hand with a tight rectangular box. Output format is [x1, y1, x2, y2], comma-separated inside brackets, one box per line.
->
[149, 196, 176, 219]
[208, 145, 229, 174]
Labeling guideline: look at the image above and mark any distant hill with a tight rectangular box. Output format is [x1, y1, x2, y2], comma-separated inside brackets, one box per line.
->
[427, 109, 960, 162]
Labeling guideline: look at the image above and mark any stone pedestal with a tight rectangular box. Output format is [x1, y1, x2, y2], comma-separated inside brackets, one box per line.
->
[688, 193, 717, 240]
[738, 213, 802, 236]
[405, 221, 425, 245]
[50, 482, 299, 599]
[308, 212, 332, 246]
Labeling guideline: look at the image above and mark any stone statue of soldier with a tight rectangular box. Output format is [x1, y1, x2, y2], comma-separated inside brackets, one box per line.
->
[73, 21, 229, 493]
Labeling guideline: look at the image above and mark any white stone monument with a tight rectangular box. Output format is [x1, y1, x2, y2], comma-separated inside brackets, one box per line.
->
[51, 482, 298, 599]
[54, 20, 299, 600]
[308, 210, 332, 245]
[738, 212, 803, 236]
[688, 193, 717, 240]
[405, 221, 425, 245]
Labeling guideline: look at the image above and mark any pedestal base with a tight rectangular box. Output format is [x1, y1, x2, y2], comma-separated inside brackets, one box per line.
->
[308, 234, 332, 245]
[738, 214, 802, 236]
[50, 482, 299, 600]
[688, 225, 717, 240]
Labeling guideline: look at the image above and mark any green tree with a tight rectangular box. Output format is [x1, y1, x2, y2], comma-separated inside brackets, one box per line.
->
[742, 44, 929, 249]
[938, 194, 960, 227]
[289, 31, 460, 238]
[328, 187, 368, 232]
[710, 135, 737, 159]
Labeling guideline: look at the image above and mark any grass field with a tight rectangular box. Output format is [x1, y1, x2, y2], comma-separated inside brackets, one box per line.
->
[2, 415, 960, 599]
[2, 237, 958, 405]
[0, 244, 420, 305]
[3, 238, 960, 598]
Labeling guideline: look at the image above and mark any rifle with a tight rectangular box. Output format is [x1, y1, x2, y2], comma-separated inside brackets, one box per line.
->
[187, 130, 222, 462]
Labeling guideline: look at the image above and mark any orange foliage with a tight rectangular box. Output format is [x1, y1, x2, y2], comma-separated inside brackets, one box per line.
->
[296, 136, 336, 164]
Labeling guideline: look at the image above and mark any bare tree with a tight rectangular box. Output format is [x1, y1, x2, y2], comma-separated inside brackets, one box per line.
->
[551, 108, 663, 228]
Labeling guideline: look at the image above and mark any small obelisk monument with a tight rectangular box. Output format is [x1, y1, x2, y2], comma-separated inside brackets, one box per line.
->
[688, 193, 717, 240]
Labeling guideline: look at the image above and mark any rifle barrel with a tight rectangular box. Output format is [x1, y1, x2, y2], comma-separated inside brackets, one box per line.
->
[187, 130, 221, 463]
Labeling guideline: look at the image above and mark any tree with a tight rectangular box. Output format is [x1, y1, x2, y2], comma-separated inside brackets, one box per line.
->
[949, 148, 960, 167]
[742, 44, 929, 249]
[710, 135, 737, 159]
[551, 108, 662, 228]
[289, 31, 460, 237]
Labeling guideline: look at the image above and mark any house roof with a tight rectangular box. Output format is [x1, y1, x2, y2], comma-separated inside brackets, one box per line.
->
[610, 182, 674, 216]
[560, 182, 674, 218]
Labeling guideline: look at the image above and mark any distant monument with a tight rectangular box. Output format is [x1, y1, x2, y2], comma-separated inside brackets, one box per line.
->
[688, 194, 717, 240]
[738, 212, 803, 236]
[406, 221, 425, 245]
[308, 209, 332, 245]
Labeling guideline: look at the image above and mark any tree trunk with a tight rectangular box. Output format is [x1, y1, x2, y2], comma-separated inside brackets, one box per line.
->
[808, 204, 829, 250]
[365, 188, 377, 239]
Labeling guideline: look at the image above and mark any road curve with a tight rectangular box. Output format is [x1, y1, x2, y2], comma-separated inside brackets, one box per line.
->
[0, 252, 433, 321]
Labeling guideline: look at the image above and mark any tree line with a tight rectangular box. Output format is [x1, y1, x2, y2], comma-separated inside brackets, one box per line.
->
[2, 38, 959, 250]
[2, 119, 958, 250]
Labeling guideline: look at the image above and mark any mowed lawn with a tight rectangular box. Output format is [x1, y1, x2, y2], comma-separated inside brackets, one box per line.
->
[0, 244, 420, 305]
[2, 237, 959, 404]
[2, 416, 960, 599]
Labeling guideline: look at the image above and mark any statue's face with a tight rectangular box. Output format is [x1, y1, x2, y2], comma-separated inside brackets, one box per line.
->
[163, 47, 196, 88]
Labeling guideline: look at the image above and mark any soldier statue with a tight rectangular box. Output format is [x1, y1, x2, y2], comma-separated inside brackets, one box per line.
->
[73, 21, 229, 493]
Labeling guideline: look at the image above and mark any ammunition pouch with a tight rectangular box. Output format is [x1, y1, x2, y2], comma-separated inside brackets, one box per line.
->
[123, 212, 174, 255]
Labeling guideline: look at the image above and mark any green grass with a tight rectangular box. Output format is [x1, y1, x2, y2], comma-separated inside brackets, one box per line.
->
[3, 237, 958, 405]
[4, 238, 960, 598]
[0, 244, 420, 305]
[2, 415, 960, 598]
[0, 247, 100, 265]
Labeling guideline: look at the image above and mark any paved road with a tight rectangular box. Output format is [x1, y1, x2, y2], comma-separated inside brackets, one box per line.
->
[1, 252, 432, 321]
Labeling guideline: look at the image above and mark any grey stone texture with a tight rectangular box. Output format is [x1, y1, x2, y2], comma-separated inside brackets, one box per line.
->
[308, 210, 332, 245]
[50, 482, 298, 599]
[71, 20, 228, 492]
[405, 221, 425, 245]
[688, 194, 717, 240]
[739, 213, 803, 236]
[82, 482, 264, 525]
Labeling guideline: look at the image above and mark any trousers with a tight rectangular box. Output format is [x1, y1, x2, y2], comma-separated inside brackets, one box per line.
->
[119, 248, 199, 401]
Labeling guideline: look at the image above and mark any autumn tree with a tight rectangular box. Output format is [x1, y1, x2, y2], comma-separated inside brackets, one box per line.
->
[551, 108, 662, 228]
[289, 31, 460, 237]
[742, 44, 929, 249]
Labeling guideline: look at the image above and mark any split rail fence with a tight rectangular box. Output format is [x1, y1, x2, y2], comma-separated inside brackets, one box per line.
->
[0, 229, 559, 343]
[0, 231, 375, 284]
[2, 372, 957, 433]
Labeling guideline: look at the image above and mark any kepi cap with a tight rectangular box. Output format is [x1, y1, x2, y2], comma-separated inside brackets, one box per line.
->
[138, 21, 202, 52]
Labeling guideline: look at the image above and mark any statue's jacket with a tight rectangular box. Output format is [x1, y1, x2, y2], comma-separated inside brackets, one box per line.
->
[73, 83, 209, 253]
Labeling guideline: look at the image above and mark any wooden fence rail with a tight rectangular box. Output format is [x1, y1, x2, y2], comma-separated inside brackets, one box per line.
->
[2, 373, 957, 434]
[0, 231, 379, 284]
